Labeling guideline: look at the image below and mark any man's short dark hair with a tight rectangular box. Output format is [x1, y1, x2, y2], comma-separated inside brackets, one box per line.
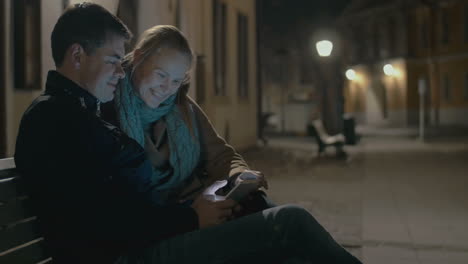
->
[51, 2, 132, 67]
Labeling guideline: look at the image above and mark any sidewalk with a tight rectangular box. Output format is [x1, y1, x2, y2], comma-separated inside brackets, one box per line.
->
[243, 126, 468, 263]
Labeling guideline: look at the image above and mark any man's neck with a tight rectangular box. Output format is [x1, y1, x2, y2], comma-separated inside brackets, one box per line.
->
[56, 68, 85, 91]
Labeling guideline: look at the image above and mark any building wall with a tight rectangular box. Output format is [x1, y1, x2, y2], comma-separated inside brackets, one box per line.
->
[2, 0, 258, 156]
[342, 0, 468, 127]
[186, 0, 258, 150]
[344, 59, 408, 126]
[408, 1, 468, 126]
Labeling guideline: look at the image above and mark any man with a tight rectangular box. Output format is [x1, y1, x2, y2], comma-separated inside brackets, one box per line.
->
[14, 3, 224, 263]
[15, 3, 362, 264]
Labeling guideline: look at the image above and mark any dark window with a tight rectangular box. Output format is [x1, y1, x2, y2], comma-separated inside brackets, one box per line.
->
[196, 55, 206, 104]
[420, 22, 429, 49]
[388, 18, 396, 56]
[13, 0, 41, 90]
[213, 0, 227, 96]
[175, 0, 182, 29]
[464, 73, 468, 100]
[117, 0, 138, 50]
[62, 0, 70, 10]
[442, 74, 451, 101]
[0, 0, 6, 157]
[464, 5, 468, 42]
[441, 9, 449, 44]
[237, 13, 248, 98]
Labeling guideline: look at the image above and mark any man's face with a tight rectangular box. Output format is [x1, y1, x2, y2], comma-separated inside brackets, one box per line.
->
[79, 34, 125, 103]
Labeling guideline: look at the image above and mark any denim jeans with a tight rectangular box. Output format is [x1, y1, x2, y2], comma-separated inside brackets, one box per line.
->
[116, 205, 362, 264]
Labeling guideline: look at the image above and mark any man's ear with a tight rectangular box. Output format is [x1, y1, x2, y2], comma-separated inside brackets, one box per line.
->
[70, 43, 84, 70]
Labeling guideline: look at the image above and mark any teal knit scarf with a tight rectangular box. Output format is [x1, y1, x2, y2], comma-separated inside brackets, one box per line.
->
[115, 75, 200, 194]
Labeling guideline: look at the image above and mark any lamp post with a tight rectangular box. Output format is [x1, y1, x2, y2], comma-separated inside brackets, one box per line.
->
[314, 39, 341, 134]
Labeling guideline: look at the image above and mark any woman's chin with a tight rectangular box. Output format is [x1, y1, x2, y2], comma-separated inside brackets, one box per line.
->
[146, 101, 161, 109]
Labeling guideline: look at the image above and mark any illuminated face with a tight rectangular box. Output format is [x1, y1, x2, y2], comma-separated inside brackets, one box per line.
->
[79, 34, 126, 103]
[132, 47, 191, 108]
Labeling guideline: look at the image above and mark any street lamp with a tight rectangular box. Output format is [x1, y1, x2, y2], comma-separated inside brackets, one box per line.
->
[383, 64, 396, 76]
[345, 69, 357, 81]
[316, 40, 333, 57]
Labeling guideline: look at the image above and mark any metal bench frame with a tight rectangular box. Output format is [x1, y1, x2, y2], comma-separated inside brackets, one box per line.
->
[310, 119, 347, 157]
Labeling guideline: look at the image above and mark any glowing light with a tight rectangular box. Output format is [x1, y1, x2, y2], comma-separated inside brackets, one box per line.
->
[316, 40, 333, 57]
[345, 69, 357, 81]
[383, 64, 396, 76]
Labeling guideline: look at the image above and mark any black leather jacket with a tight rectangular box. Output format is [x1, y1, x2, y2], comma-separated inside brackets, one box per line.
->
[14, 71, 198, 264]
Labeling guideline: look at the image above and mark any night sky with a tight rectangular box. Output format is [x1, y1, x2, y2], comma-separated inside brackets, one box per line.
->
[260, 0, 352, 31]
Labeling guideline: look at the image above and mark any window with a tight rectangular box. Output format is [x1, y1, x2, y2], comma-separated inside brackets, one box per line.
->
[213, 0, 227, 96]
[13, 0, 41, 90]
[117, 0, 138, 50]
[442, 74, 451, 101]
[195, 55, 206, 104]
[62, 0, 70, 10]
[420, 22, 429, 49]
[464, 73, 468, 100]
[237, 13, 248, 98]
[175, 0, 182, 29]
[464, 5, 468, 42]
[387, 17, 396, 56]
[0, 0, 6, 157]
[440, 9, 449, 45]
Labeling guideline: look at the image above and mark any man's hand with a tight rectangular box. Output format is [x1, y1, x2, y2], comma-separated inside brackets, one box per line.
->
[191, 195, 236, 228]
[235, 170, 269, 190]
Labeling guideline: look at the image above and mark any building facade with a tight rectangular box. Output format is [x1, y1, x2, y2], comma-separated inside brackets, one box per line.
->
[0, 0, 258, 157]
[339, 0, 468, 127]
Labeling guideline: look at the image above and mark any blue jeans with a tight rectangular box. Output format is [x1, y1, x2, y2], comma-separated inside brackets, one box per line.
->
[116, 205, 362, 264]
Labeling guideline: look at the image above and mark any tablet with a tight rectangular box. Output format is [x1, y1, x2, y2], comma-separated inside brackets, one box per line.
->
[224, 179, 259, 202]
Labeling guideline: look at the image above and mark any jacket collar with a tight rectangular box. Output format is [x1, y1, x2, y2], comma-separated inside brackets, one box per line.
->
[45, 70, 101, 115]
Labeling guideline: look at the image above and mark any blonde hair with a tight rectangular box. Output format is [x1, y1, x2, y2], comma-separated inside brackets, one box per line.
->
[125, 25, 196, 132]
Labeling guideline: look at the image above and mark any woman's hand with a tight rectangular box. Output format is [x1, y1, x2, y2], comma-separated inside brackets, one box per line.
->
[235, 170, 269, 190]
[191, 195, 237, 228]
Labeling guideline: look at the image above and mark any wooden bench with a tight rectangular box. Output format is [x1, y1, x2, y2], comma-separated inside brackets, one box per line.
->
[309, 119, 347, 157]
[0, 158, 52, 264]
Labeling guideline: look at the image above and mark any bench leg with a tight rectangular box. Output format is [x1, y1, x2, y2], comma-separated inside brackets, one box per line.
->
[334, 143, 347, 159]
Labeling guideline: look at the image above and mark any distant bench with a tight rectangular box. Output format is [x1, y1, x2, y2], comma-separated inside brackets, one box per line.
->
[0, 158, 52, 263]
[308, 119, 347, 158]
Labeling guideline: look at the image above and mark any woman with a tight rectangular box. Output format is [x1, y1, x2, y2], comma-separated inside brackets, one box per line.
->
[104, 25, 268, 212]
[106, 25, 362, 264]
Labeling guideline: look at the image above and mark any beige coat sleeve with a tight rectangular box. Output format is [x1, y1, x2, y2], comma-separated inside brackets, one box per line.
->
[188, 97, 249, 186]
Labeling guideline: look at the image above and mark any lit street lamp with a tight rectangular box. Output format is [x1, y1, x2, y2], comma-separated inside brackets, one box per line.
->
[383, 64, 396, 76]
[315, 40, 333, 57]
[345, 69, 357, 81]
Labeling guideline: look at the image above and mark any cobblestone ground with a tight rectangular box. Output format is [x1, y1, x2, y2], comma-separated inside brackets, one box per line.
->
[240, 135, 468, 263]
[241, 145, 364, 259]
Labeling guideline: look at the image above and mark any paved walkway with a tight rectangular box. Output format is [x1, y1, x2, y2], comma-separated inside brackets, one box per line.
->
[241, 127, 468, 263]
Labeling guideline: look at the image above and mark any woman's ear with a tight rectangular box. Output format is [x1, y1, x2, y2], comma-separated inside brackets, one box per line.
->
[133, 48, 143, 65]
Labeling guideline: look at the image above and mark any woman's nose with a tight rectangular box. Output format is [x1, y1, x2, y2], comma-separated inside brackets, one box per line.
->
[160, 78, 170, 92]
[115, 63, 125, 79]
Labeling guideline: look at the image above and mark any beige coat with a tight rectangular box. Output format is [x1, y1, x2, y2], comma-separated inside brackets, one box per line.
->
[146, 97, 249, 201]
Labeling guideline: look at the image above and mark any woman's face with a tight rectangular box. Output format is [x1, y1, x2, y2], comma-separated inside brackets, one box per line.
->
[133, 47, 191, 108]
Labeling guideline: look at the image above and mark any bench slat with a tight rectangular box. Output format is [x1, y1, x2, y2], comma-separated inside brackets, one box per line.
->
[0, 199, 35, 227]
[0, 238, 49, 264]
[0, 158, 15, 171]
[0, 177, 28, 203]
[0, 168, 19, 180]
[0, 219, 41, 253]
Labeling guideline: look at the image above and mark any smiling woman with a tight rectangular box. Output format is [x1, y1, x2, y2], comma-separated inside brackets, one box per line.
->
[132, 47, 190, 109]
